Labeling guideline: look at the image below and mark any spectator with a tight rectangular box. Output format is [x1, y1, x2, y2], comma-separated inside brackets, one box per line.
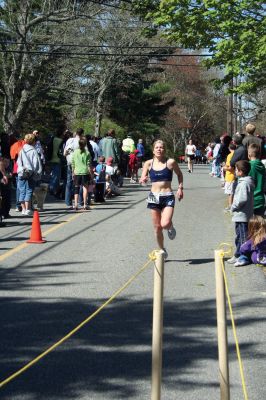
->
[242, 123, 262, 155]
[195, 148, 202, 164]
[223, 143, 236, 211]
[248, 143, 265, 216]
[230, 133, 248, 167]
[10, 136, 25, 211]
[105, 157, 122, 197]
[94, 156, 106, 203]
[64, 128, 83, 208]
[17, 133, 42, 216]
[0, 154, 12, 220]
[121, 133, 135, 176]
[128, 149, 139, 183]
[48, 129, 63, 196]
[101, 129, 120, 166]
[235, 215, 266, 267]
[32, 130, 45, 166]
[219, 135, 232, 186]
[211, 137, 221, 178]
[136, 138, 145, 168]
[71, 137, 91, 211]
[227, 160, 254, 266]
[88, 135, 100, 167]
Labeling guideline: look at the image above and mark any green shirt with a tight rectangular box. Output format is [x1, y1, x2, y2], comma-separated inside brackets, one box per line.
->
[249, 159, 265, 209]
[72, 149, 91, 175]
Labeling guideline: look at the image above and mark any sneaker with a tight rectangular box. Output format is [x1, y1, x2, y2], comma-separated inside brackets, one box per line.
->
[25, 210, 33, 216]
[162, 248, 168, 260]
[234, 260, 249, 267]
[21, 209, 26, 215]
[15, 207, 22, 212]
[130, 179, 136, 183]
[227, 256, 238, 264]
[167, 225, 176, 240]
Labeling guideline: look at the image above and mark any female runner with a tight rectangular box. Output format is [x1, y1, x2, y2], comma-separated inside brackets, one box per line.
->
[139, 140, 183, 259]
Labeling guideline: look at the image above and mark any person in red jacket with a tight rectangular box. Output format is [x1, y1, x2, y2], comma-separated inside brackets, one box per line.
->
[10, 138, 25, 211]
[128, 149, 139, 183]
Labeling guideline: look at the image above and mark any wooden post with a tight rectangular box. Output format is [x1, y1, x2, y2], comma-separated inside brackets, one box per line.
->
[215, 250, 230, 400]
[151, 250, 165, 400]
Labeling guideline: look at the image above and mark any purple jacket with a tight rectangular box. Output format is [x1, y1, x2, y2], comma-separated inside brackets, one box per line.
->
[240, 237, 266, 265]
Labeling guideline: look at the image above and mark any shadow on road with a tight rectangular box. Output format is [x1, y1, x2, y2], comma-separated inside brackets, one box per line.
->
[0, 293, 264, 399]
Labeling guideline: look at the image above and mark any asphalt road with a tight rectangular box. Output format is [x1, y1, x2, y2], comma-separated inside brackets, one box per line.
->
[0, 164, 265, 400]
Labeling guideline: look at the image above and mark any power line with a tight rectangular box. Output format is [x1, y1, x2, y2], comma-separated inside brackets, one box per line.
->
[0, 45, 210, 58]
[0, 49, 205, 66]
[0, 49, 209, 57]
[0, 41, 184, 50]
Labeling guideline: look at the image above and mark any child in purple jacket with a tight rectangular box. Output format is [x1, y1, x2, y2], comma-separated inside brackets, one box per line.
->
[235, 215, 266, 267]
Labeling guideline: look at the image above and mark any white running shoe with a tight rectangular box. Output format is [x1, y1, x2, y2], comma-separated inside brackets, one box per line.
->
[167, 225, 176, 240]
[227, 256, 238, 264]
[25, 210, 33, 216]
[234, 260, 249, 267]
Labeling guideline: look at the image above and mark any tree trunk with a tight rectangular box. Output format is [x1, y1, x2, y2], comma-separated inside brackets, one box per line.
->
[2, 88, 30, 135]
[94, 110, 102, 138]
[94, 86, 106, 137]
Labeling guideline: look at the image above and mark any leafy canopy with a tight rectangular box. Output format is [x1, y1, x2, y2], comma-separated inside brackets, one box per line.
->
[133, 0, 266, 94]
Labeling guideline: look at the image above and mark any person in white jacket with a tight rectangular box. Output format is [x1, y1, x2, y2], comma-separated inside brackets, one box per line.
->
[17, 133, 42, 216]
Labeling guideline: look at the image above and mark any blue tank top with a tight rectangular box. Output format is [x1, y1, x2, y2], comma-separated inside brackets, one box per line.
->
[149, 159, 173, 182]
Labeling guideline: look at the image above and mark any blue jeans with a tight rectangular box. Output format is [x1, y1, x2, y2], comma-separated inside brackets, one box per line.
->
[49, 162, 61, 194]
[65, 165, 83, 206]
[15, 175, 21, 207]
[235, 222, 248, 257]
[18, 177, 36, 202]
[65, 165, 74, 206]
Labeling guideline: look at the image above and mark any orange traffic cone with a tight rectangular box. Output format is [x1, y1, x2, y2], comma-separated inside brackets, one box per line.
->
[27, 210, 46, 244]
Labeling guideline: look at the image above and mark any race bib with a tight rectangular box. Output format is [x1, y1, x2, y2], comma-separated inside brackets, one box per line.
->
[147, 192, 159, 204]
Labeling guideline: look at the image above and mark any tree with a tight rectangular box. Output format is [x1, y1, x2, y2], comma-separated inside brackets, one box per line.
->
[156, 52, 227, 153]
[133, 0, 266, 94]
[0, 0, 99, 134]
[57, 9, 175, 137]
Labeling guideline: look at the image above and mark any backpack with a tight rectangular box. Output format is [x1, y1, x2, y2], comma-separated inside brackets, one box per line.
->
[98, 164, 106, 182]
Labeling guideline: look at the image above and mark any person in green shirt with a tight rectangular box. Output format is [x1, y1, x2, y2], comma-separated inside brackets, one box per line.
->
[248, 143, 265, 216]
[72, 137, 92, 211]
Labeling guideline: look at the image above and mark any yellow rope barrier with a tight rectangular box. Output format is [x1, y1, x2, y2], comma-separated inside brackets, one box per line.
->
[219, 249, 249, 400]
[0, 251, 158, 389]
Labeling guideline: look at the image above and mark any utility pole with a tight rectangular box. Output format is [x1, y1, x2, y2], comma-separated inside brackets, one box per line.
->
[227, 79, 234, 136]
[234, 77, 238, 132]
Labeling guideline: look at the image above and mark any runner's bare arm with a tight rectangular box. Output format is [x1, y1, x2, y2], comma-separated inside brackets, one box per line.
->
[139, 159, 151, 184]
[170, 159, 184, 201]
